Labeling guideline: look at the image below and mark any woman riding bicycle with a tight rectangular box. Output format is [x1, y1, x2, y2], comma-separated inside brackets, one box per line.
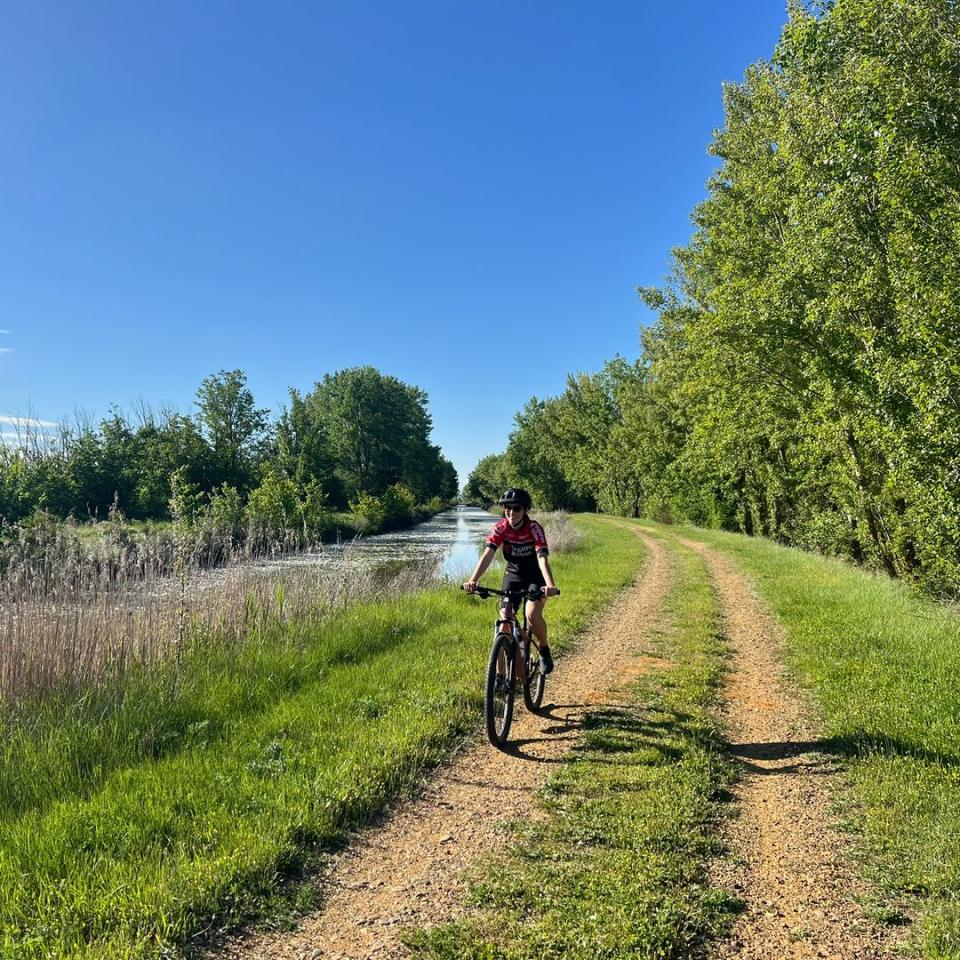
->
[463, 488, 559, 674]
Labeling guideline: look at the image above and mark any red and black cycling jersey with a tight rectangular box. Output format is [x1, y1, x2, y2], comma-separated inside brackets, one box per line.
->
[485, 516, 549, 585]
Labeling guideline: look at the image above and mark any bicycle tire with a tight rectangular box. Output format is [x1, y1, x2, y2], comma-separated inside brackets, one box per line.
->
[523, 644, 546, 712]
[485, 632, 515, 746]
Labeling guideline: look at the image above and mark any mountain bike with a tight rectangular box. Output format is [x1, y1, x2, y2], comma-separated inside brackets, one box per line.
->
[463, 583, 559, 747]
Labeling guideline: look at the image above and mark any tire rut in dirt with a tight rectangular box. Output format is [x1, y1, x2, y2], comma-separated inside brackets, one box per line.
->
[675, 536, 902, 960]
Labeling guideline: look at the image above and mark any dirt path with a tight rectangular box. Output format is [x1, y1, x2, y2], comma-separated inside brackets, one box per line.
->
[674, 536, 900, 959]
[219, 531, 672, 960]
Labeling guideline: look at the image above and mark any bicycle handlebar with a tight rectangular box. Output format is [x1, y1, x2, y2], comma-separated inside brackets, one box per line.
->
[461, 584, 559, 601]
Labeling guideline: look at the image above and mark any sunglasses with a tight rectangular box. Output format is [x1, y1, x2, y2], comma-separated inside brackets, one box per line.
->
[504, 504, 525, 512]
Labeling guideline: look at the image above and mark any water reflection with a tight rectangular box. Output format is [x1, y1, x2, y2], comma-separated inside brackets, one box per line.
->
[439, 506, 495, 578]
[254, 505, 494, 581]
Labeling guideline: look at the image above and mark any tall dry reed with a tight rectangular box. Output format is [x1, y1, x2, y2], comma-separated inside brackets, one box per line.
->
[537, 511, 582, 554]
[0, 519, 438, 704]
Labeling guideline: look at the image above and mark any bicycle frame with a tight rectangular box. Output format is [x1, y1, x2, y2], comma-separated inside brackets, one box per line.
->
[496, 600, 530, 681]
[475, 585, 541, 681]
[466, 583, 558, 747]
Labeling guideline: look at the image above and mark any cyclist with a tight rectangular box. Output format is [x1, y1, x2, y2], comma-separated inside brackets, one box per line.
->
[463, 488, 559, 674]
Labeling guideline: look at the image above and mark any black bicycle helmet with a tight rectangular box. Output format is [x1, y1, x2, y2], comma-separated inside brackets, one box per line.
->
[498, 487, 532, 509]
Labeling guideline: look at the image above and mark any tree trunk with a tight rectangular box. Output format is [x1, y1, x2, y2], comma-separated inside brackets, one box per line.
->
[844, 427, 899, 577]
[738, 470, 755, 536]
[847, 513, 866, 564]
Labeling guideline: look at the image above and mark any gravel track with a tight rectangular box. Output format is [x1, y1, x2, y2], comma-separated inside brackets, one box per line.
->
[218, 530, 671, 959]
[218, 525, 903, 960]
[674, 536, 901, 959]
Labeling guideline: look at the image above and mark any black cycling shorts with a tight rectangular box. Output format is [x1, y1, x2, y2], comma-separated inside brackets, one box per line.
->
[501, 571, 546, 604]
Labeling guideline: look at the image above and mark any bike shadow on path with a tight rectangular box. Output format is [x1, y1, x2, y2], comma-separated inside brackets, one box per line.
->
[489, 701, 582, 761]
[496, 701, 689, 766]
[497, 735, 578, 763]
[727, 740, 839, 777]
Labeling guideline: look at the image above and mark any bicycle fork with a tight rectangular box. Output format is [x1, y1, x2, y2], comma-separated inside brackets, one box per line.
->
[494, 620, 527, 684]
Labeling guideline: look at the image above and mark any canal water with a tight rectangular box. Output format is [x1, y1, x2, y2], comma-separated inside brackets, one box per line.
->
[263, 505, 495, 581]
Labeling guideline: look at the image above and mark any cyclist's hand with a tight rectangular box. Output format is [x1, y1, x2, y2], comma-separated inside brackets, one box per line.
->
[543, 586, 560, 597]
[463, 580, 478, 594]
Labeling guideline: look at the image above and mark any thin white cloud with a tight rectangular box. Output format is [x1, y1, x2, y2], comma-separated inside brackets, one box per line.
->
[0, 347, 11, 353]
[0, 415, 59, 429]
[0, 329, 10, 334]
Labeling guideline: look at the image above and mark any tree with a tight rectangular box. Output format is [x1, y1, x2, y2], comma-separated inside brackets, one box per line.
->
[505, 398, 590, 512]
[274, 389, 343, 506]
[307, 366, 447, 502]
[636, 0, 960, 589]
[194, 370, 268, 492]
[465, 453, 512, 505]
[132, 412, 210, 519]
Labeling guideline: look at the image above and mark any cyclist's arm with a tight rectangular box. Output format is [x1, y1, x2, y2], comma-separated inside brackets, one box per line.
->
[538, 554, 559, 595]
[464, 544, 497, 590]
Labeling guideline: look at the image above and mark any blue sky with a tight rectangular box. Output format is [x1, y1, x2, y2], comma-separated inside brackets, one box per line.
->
[0, 1, 788, 485]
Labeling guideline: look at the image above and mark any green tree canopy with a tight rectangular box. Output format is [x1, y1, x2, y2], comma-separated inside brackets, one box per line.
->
[194, 369, 269, 492]
[306, 366, 452, 501]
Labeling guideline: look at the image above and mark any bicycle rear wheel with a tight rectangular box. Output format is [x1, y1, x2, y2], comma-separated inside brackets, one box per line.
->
[485, 632, 515, 746]
[523, 644, 545, 712]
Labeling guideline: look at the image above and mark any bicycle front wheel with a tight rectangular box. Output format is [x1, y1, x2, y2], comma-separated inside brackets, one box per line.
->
[523, 644, 545, 712]
[485, 632, 515, 746]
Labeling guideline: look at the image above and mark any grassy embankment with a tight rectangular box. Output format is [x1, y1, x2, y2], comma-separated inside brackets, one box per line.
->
[407, 533, 737, 959]
[649, 521, 960, 958]
[0, 514, 643, 959]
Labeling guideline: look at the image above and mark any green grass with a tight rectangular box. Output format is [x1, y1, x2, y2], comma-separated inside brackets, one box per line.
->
[405, 535, 737, 959]
[0, 514, 643, 959]
[72, 518, 176, 539]
[646, 521, 960, 958]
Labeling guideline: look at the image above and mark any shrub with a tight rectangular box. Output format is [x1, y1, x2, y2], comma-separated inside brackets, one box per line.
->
[299, 479, 332, 540]
[207, 484, 245, 539]
[168, 468, 205, 526]
[245, 471, 300, 544]
[381, 483, 416, 529]
[349, 492, 386, 533]
[539, 511, 583, 553]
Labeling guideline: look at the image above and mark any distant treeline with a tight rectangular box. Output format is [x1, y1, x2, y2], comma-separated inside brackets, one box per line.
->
[468, 0, 960, 595]
[1, 366, 458, 539]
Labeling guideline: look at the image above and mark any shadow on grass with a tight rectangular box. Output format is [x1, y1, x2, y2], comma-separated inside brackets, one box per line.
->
[491, 704, 704, 769]
[489, 703, 691, 763]
[498, 703, 693, 766]
[727, 733, 960, 774]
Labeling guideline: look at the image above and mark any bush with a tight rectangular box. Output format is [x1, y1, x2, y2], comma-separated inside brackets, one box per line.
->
[538, 511, 583, 553]
[241, 472, 334, 548]
[299, 479, 332, 540]
[207, 484, 245, 539]
[245, 471, 300, 544]
[380, 483, 416, 529]
[168, 468, 205, 525]
[349, 492, 386, 533]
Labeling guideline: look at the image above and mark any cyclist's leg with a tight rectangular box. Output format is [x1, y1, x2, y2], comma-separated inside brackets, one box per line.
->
[526, 597, 554, 674]
[526, 597, 548, 647]
[497, 596, 514, 631]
